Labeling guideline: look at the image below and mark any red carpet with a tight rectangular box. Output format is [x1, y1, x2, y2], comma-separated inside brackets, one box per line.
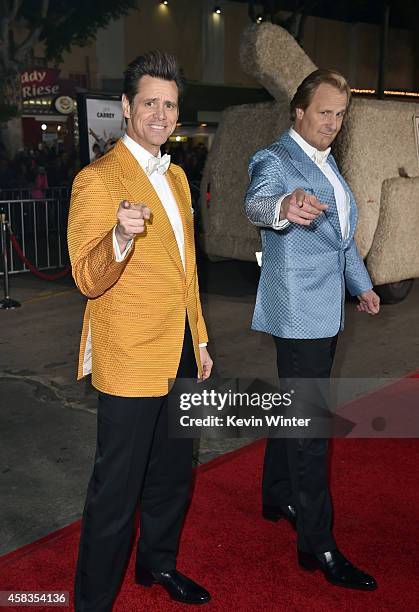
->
[1, 373, 419, 610]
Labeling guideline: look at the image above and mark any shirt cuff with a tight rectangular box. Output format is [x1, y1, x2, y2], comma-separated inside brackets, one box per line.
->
[113, 226, 133, 261]
[272, 193, 291, 230]
[198, 343, 207, 348]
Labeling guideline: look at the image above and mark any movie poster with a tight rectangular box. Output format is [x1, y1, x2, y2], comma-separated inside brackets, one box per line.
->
[77, 93, 125, 166]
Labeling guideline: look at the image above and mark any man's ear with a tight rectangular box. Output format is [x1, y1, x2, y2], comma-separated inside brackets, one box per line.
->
[296, 107, 304, 119]
[122, 94, 130, 120]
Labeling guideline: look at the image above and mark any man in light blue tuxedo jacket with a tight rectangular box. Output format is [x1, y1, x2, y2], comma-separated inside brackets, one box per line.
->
[245, 70, 380, 591]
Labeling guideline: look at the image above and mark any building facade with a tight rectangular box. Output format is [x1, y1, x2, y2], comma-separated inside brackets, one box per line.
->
[13, 0, 419, 154]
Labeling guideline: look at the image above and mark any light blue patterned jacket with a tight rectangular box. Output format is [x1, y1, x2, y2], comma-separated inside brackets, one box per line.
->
[244, 131, 372, 339]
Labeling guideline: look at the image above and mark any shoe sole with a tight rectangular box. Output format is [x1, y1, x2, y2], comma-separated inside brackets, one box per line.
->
[135, 578, 211, 604]
[262, 511, 284, 523]
[298, 563, 378, 591]
[262, 511, 296, 530]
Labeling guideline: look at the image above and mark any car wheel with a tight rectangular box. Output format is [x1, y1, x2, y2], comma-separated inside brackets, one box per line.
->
[374, 279, 414, 304]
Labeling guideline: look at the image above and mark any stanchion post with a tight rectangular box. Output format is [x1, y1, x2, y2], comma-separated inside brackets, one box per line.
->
[0, 210, 21, 309]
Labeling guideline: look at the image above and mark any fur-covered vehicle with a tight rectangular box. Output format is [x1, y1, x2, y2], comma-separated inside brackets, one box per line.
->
[200, 23, 419, 303]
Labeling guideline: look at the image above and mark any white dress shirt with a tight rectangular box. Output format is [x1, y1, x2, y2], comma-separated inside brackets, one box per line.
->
[273, 128, 350, 239]
[113, 134, 185, 268]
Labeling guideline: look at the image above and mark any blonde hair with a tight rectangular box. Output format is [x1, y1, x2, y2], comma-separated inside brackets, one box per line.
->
[290, 69, 351, 122]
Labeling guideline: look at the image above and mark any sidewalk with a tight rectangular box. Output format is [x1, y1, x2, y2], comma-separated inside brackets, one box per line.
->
[1, 263, 418, 554]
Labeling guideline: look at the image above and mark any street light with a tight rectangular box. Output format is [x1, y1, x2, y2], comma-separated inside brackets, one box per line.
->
[214, 6, 221, 15]
[41, 124, 47, 131]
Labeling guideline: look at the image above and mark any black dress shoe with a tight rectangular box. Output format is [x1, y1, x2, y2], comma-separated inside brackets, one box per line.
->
[262, 504, 297, 529]
[135, 567, 211, 604]
[298, 549, 377, 590]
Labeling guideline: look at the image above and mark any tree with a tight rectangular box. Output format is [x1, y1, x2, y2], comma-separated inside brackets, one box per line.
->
[0, 0, 137, 152]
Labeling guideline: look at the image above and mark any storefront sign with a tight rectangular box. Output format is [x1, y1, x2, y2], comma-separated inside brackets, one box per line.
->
[21, 68, 61, 100]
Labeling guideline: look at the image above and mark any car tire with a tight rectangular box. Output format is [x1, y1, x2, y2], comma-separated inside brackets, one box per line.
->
[374, 279, 414, 304]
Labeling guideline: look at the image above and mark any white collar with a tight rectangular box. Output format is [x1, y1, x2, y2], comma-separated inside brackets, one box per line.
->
[122, 133, 161, 172]
[289, 127, 331, 165]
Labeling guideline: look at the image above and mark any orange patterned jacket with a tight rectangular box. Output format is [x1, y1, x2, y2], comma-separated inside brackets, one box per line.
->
[67, 139, 208, 397]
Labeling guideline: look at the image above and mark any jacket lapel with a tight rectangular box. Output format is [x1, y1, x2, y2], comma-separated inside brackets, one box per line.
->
[279, 133, 342, 241]
[114, 140, 185, 277]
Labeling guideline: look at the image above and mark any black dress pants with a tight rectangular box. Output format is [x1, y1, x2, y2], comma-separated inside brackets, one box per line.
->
[262, 335, 338, 554]
[74, 320, 196, 612]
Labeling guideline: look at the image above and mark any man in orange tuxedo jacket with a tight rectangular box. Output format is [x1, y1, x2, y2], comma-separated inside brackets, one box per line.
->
[68, 51, 212, 611]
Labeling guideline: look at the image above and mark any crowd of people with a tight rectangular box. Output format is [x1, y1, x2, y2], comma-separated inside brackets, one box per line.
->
[165, 141, 208, 183]
[0, 143, 81, 198]
[0, 138, 208, 200]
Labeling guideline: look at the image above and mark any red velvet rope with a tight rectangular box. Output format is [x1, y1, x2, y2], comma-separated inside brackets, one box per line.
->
[8, 229, 71, 281]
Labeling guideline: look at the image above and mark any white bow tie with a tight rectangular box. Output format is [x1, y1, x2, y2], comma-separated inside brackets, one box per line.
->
[146, 153, 171, 176]
[312, 148, 330, 167]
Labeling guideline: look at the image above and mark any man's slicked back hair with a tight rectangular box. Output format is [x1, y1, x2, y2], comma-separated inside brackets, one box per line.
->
[290, 69, 351, 122]
[123, 50, 184, 106]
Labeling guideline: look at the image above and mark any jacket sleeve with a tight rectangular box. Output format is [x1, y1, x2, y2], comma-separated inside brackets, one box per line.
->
[244, 149, 287, 227]
[193, 264, 208, 344]
[67, 167, 132, 299]
[344, 238, 373, 296]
